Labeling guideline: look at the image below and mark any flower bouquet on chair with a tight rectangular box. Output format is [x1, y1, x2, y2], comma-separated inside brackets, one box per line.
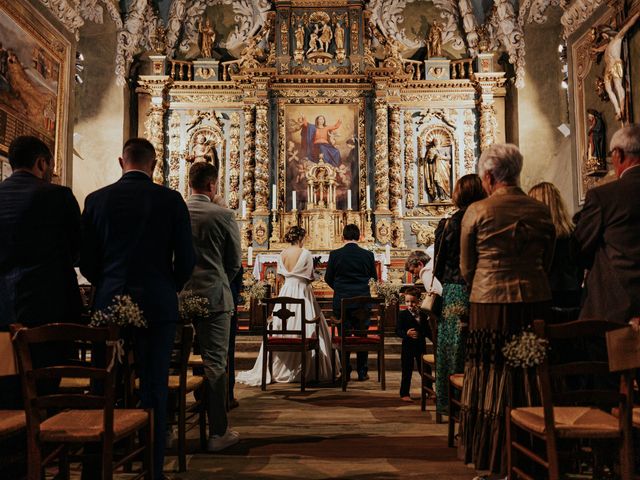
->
[179, 290, 211, 324]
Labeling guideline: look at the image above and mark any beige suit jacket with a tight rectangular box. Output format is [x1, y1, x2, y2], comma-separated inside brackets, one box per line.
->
[460, 186, 556, 304]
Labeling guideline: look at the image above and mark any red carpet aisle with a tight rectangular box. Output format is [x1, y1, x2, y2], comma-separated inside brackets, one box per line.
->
[169, 369, 473, 479]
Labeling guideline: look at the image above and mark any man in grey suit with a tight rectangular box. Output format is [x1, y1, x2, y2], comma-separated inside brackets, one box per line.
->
[574, 124, 640, 330]
[184, 161, 242, 451]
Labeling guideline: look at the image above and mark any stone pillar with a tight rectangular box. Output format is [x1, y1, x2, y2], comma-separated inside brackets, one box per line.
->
[253, 102, 270, 214]
[403, 110, 415, 209]
[242, 105, 256, 213]
[228, 112, 241, 209]
[473, 72, 505, 152]
[388, 105, 402, 216]
[374, 98, 390, 213]
[144, 105, 167, 185]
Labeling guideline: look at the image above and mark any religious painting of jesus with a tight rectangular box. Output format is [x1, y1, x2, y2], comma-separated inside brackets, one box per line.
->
[284, 104, 359, 211]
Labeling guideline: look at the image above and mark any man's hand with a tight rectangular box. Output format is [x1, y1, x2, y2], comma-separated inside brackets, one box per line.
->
[407, 328, 418, 339]
[629, 317, 640, 332]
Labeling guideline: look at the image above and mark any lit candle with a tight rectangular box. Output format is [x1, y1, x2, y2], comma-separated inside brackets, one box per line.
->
[347, 189, 352, 210]
[241, 200, 247, 219]
[247, 246, 253, 266]
[385, 244, 391, 265]
[366, 185, 371, 210]
[272, 184, 277, 210]
[292, 190, 297, 210]
[397, 199, 403, 217]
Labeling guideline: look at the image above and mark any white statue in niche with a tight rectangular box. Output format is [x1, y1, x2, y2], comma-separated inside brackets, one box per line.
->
[591, 12, 640, 121]
[318, 21, 333, 52]
[306, 25, 320, 55]
[189, 133, 215, 164]
[423, 137, 451, 202]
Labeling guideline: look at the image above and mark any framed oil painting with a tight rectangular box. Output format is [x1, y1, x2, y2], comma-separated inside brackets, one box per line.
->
[0, 0, 72, 183]
[284, 103, 359, 211]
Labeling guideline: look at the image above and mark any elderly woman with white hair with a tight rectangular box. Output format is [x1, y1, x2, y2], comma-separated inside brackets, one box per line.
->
[458, 143, 556, 478]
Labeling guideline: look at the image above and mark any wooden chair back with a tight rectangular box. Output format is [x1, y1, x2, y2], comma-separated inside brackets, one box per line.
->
[339, 296, 384, 338]
[169, 323, 195, 394]
[263, 297, 307, 342]
[12, 323, 119, 448]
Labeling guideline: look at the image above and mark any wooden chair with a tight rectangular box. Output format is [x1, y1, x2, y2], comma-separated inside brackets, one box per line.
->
[330, 297, 385, 392]
[421, 312, 442, 422]
[447, 322, 468, 447]
[133, 323, 206, 473]
[507, 319, 635, 480]
[12, 323, 153, 480]
[261, 297, 320, 392]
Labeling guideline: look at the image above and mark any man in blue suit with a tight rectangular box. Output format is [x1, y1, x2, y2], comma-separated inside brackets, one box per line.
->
[80, 138, 195, 479]
[325, 224, 377, 381]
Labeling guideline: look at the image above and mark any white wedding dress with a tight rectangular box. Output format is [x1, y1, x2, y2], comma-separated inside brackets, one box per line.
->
[236, 248, 337, 386]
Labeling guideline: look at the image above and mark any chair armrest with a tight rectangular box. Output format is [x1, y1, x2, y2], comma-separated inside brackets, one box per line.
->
[305, 316, 321, 324]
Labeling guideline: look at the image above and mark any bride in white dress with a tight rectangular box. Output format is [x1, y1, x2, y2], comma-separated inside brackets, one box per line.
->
[237, 226, 337, 386]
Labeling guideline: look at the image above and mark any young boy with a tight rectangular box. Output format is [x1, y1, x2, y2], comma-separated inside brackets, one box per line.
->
[396, 287, 431, 402]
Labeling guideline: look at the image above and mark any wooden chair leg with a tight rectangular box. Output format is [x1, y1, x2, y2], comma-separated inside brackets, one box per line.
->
[178, 393, 186, 472]
[59, 445, 70, 480]
[377, 353, 381, 382]
[261, 348, 268, 391]
[506, 407, 513, 479]
[341, 349, 347, 392]
[145, 410, 155, 480]
[199, 386, 207, 451]
[27, 439, 41, 480]
[331, 346, 336, 383]
[380, 347, 386, 391]
[436, 412, 443, 424]
[102, 438, 114, 480]
[301, 348, 307, 392]
[447, 382, 455, 448]
[315, 346, 320, 382]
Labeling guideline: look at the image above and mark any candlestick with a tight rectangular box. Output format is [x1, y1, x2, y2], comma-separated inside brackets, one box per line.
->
[292, 190, 297, 210]
[385, 244, 391, 265]
[272, 184, 277, 210]
[347, 189, 352, 210]
[397, 199, 403, 217]
[366, 185, 371, 210]
[241, 200, 247, 219]
[247, 246, 253, 266]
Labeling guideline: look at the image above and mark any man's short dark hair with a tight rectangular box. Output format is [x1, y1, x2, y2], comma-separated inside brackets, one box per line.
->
[343, 223, 360, 241]
[8, 136, 52, 170]
[189, 162, 219, 190]
[404, 287, 421, 299]
[122, 138, 156, 165]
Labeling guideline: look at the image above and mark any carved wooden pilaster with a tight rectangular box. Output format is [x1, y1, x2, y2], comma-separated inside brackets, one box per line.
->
[403, 110, 415, 209]
[144, 105, 167, 185]
[229, 112, 241, 209]
[242, 105, 256, 213]
[253, 102, 270, 214]
[463, 109, 476, 174]
[474, 72, 505, 152]
[374, 98, 390, 213]
[167, 110, 182, 193]
[388, 105, 402, 216]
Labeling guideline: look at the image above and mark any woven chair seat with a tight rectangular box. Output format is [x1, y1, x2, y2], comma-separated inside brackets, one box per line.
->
[422, 354, 435, 364]
[0, 410, 26, 437]
[59, 377, 91, 390]
[40, 409, 148, 443]
[449, 373, 464, 389]
[511, 407, 621, 438]
[611, 407, 640, 428]
[188, 354, 203, 367]
[135, 375, 204, 392]
[332, 335, 381, 346]
[267, 337, 319, 346]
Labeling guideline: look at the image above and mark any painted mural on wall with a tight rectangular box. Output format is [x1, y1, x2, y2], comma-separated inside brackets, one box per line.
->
[285, 104, 359, 211]
[0, 0, 69, 178]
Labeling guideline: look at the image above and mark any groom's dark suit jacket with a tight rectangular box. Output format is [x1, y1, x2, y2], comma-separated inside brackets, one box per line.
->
[325, 242, 377, 318]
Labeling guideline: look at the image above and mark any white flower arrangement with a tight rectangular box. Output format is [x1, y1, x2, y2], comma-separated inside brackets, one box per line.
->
[369, 279, 401, 306]
[502, 330, 548, 368]
[243, 277, 268, 306]
[179, 291, 211, 323]
[90, 295, 147, 329]
[442, 303, 468, 319]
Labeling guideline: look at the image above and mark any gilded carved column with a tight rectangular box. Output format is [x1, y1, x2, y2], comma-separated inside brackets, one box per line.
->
[242, 105, 256, 213]
[228, 112, 241, 209]
[253, 102, 270, 214]
[479, 103, 497, 152]
[144, 105, 167, 185]
[388, 105, 402, 215]
[463, 109, 476, 174]
[374, 98, 390, 213]
[403, 110, 415, 209]
[474, 73, 505, 152]
[167, 110, 182, 193]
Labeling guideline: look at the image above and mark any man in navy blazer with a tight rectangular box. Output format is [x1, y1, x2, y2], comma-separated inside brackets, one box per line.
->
[80, 138, 195, 478]
[325, 224, 377, 380]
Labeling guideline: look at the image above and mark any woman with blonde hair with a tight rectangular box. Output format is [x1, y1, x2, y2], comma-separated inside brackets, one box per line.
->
[528, 182, 582, 309]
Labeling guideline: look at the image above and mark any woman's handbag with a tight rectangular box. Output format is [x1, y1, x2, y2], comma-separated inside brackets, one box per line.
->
[420, 219, 448, 314]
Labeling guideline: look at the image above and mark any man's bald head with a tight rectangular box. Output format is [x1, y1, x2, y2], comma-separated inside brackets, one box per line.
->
[120, 138, 157, 175]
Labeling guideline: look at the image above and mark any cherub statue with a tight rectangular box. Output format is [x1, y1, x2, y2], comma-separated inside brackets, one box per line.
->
[590, 12, 640, 121]
[198, 18, 216, 59]
[427, 21, 443, 58]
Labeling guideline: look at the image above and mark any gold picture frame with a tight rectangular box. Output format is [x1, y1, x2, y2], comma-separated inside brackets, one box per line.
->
[0, 0, 72, 183]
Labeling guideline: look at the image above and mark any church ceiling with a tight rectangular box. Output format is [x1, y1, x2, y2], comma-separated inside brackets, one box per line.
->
[37, 0, 602, 87]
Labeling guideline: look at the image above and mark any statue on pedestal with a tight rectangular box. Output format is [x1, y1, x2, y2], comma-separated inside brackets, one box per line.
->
[424, 137, 451, 202]
[427, 21, 443, 58]
[198, 18, 216, 59]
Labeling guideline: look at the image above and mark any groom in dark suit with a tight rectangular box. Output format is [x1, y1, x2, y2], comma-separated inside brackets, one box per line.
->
[80, 138, 195, 478]
[325, 224, 377, 381]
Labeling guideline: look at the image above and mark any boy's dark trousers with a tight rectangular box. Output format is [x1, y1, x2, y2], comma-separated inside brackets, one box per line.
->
[400, 345, 424, 397]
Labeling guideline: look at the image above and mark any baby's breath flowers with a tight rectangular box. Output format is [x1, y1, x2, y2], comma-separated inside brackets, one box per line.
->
[442, 303, 468, 319]
[369, 279, 401, 306]
[90, 295, 147, 328]
[179, 291, 211, 323]
[243, 277, 268, 306]
[502, 330, 548, 368]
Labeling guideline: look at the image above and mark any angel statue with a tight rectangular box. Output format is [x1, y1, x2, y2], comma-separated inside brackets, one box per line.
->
[590, 12, 640, 121]
[427, 21, 443, 58]
[198, 18, 216, 58]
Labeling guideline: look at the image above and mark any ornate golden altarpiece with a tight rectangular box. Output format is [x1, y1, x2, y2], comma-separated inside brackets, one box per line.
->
[137, 0, 505, 275]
